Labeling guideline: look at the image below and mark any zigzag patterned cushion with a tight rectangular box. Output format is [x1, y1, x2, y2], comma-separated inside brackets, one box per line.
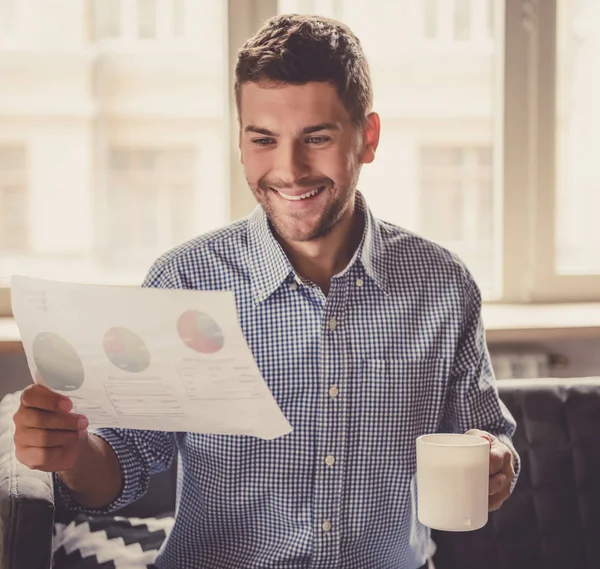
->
[52, 513, 174, 569]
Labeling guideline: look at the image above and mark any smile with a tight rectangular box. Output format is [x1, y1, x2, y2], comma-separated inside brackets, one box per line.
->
[273, 186, 325, 201]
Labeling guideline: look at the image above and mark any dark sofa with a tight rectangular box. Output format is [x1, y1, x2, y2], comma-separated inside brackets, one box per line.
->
[2, 377, 600, 569]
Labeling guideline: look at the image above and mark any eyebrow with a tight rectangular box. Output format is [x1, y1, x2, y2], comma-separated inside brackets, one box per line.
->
[244, 123, 341, 136]
[303, 123, 340, 134]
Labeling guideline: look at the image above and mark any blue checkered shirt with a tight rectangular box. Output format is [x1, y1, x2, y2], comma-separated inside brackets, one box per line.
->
[56, 193, 519, 569]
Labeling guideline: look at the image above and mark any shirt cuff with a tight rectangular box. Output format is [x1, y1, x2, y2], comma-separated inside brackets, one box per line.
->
[53, 428, 149, 515]
[496, 433, 521, 493]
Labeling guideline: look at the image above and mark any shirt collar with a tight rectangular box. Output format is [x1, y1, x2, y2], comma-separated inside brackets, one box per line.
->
[248, 207, 295, 303]
[354, 192, 389, 295]
[247, 191, 389, 303]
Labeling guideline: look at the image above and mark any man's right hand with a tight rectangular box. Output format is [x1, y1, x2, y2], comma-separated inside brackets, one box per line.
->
[13, 383, 90, 473]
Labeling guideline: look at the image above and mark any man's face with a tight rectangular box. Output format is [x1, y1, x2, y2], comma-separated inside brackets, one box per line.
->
[238, 81, 376, 243]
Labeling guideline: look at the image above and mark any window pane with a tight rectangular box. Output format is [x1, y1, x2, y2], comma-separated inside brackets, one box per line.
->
[424, 0, 438, 39]
[487, 0, 494, 38]
[137, 0, 157, 39]
[0, 0, 17, 35]
[277, 1, 501, 298]
[0, 1, 227, 286]
[92, 0, 120, 40]
[454, 0, 471, 41]
[556, 0, 600, 274]
[106, 148, 195, 261]
[420, 147, 493, 246]
[172, 0, 185, 37]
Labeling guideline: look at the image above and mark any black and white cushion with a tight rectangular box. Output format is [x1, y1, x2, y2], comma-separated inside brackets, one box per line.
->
[52, 513, 174, 569]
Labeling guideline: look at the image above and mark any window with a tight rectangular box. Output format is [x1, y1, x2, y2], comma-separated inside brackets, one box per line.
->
[514, 0, 600, 301]
[1, 0, 600, 317]
[136, 0, 156, 39]
[91, 0, 186, 42]
[0, 0, 17, 35]
[424, 0, 438, 39]
[0, 147, 28, 252]
[0, 0, 29, 47]
[106, 148, 196, 263]
[274, 0, 600, 302]
[420, 0, 493, 43]
[555, 0, 600, 274]
[419, 146, 494, 290]
[454, 0, 472, 41]
[92, 0, 120, 39]
[172, 0, 184, 37]
[277, 0, 499, 297]
[0, 0, 227, 297]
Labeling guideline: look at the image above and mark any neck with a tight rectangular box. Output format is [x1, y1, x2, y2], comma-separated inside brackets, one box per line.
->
[277, 197, 365, 295]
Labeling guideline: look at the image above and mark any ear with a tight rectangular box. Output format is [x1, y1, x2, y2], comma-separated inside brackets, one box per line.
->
[236, 92, 244, 165]
[238, 128, 244, 165]
[360, 112, 380, 164]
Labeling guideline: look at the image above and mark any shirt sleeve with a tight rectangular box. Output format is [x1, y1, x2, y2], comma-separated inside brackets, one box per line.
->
[440, 265, 521, 489]
[54, 259, 183, 514]
[54, 428, 177, 514]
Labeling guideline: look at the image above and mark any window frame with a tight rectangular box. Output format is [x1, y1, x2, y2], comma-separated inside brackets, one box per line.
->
[501, 0, 600, 302]
[0, 146, 29, 254]
[0, 146, 29, 316]
[1, 0, 599, 318]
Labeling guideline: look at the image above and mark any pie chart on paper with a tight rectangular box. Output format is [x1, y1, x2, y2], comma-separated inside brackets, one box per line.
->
[33, 332, 85, 391]
[103, 327, 151, 373]
[177, 310, 224, 354]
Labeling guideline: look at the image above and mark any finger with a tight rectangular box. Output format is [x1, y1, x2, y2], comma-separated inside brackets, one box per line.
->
[489, 472, 508, 496]
[15, 406, 88, 432]
[489, 486, 512, 511]
[20, 384, 72, 413]
[489, 446, 506, 475]
[489, 438, 514, 475]
[504, 452, 516, 480]
[15, 443, 80, 472]
[14, 426, 86, 448]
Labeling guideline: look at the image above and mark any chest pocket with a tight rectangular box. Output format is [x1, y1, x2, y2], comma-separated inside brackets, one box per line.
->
[356, 358, 449, 461]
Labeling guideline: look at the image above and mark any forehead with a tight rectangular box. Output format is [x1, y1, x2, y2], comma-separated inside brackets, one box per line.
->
[238, 81, 351, 127]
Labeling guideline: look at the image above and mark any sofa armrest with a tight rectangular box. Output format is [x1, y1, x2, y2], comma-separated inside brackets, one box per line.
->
[0, 391, 54, 569]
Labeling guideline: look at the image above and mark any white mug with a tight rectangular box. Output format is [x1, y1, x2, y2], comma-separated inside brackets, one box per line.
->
[416, 433, 489, 531]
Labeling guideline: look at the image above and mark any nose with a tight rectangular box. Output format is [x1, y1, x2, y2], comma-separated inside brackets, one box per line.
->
[271, 140, 309, 186]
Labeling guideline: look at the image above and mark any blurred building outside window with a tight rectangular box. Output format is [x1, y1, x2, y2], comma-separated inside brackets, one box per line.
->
[0, 0, 599, 313]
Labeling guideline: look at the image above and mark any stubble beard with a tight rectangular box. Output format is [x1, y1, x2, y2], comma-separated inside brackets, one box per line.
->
[250, 180, 357, 243]
[250, 163, 362, 243]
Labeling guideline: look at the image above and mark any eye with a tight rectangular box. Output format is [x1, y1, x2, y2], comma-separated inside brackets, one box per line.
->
[305, 136, 330, 144]
[252, 138, 275, 146]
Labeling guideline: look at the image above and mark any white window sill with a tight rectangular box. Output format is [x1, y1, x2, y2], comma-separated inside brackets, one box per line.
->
[1, 303, 599, 352]
[483, 303, 600, 343]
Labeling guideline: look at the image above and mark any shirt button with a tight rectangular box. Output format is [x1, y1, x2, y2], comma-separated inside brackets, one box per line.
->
[355, 278, 364, 287]
[325, 455, 335, 466]
[329, 385, 339, 399]
[290, 282, 298, 291]
[322, 520, 332, 532]
[327, 317, 337, 331]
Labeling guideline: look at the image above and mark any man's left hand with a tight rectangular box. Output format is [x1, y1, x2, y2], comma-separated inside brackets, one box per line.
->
[465, 429, 515, 511]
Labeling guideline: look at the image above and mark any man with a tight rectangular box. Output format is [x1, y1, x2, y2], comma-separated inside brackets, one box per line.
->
[13, 14, 518, 569]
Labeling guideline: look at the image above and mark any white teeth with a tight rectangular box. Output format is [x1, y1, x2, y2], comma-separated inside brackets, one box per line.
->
[276, 187, 323, 201]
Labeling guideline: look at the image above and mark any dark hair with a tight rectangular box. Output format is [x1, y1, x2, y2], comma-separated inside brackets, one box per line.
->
[235, 14, 373, 125]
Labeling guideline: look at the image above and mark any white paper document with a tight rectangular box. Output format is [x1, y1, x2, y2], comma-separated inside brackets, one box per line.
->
[10, 275, 292, 440]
